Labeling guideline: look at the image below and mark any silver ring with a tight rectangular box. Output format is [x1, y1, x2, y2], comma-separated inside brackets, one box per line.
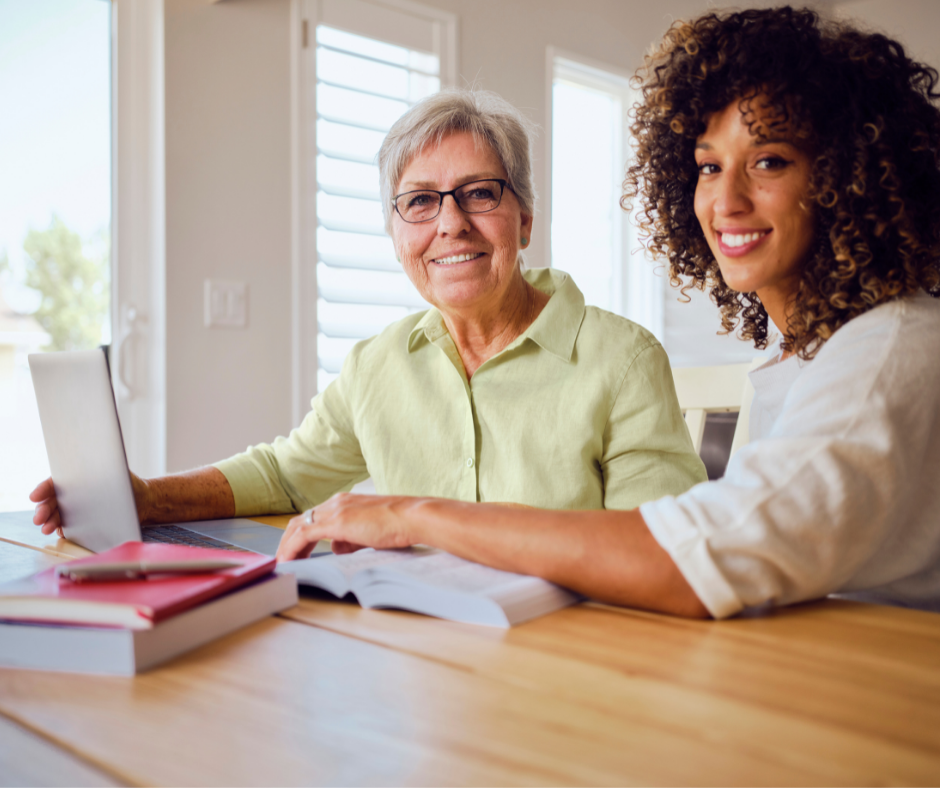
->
[304, 509, 313, 525]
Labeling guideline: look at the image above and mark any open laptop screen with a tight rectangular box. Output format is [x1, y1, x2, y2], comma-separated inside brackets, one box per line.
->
[29, 348, 142, 552]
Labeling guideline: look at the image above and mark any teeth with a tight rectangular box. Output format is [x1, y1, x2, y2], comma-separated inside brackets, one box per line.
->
[434, 253, 480, 265]
[721, 231, 767, 248]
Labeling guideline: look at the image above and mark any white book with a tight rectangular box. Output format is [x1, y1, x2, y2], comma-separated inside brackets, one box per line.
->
[0, 573, 298, 676]
[278, 547, 581, 627]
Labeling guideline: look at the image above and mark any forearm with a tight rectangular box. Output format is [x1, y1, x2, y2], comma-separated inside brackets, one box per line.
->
[139, 467, 236, 525]
[407, 500, 710, 618]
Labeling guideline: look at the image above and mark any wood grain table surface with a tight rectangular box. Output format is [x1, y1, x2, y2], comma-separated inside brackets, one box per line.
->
[1, 510, 939, 786]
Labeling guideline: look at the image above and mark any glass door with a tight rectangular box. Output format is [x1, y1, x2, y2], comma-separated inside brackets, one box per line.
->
[0, 0, 112, 511]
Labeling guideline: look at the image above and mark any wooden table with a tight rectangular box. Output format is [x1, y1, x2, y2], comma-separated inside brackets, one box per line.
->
[1, 510, 939, 786]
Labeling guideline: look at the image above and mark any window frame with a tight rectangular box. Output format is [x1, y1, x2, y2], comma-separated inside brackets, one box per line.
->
[111, 0, 167, 477]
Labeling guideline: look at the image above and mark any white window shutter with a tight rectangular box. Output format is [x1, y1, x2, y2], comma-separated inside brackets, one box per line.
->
[295, 0, 457, 408]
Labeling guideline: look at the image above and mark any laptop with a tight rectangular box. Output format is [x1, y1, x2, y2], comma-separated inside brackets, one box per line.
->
[29, 347, 294, 556]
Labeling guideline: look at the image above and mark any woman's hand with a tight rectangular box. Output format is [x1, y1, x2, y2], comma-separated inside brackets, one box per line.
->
[275, 493, 426, 561]
[29, 478, 62, 535]
[30, 474, 150, 535]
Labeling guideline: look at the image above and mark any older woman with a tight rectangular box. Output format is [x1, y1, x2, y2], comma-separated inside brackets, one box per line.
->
[30, 90, 704, 532]
[277, 8, 940, 619]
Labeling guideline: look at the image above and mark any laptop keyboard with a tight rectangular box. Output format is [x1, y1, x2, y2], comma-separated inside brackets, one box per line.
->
[142, 524, 250, 552]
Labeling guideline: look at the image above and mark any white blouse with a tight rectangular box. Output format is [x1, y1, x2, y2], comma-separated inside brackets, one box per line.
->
[748, 353, 803, 441]
[641, 292, 940, 618]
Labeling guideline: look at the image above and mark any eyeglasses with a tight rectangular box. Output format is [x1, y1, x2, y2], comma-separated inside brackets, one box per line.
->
[393, 179, 509, 223]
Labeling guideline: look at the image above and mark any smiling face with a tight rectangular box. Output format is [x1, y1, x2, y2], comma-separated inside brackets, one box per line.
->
[391, 131, 533, 316]
[693, 96, 815, 327]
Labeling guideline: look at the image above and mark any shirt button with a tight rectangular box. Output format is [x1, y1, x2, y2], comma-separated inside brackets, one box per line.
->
[466, 457, 474, 468]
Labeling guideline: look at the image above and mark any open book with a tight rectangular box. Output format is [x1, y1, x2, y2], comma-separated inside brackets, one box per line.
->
[277, 547, 581, 628]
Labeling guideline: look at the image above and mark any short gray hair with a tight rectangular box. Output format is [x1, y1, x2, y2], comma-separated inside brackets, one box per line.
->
[378, 89, 538, 233]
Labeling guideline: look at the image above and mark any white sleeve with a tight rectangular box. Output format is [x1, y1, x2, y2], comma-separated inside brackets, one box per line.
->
[641, 302, 939, 618]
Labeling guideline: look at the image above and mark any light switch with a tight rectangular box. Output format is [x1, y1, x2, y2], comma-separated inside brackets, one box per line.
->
[204, 280, 247, 328]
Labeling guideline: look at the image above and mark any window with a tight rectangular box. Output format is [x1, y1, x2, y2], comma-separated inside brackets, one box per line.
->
[551, 59, 626, 313]
[314, 24, 441, 392]
[0, 0, 112, 511]
[550, 55, 663, 339]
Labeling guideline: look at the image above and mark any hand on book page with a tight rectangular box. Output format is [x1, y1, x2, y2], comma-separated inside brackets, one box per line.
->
[277, 493, 424, 561]
[276, 494, 539, 563]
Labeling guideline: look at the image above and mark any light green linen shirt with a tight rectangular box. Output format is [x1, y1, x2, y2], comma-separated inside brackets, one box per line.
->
[215, 268, 706, 515]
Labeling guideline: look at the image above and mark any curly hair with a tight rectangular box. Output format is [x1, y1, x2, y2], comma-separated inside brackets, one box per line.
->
[623, 5, 940, 357]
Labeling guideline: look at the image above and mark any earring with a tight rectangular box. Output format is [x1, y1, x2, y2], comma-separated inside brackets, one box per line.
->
[521, 237, 528, 246]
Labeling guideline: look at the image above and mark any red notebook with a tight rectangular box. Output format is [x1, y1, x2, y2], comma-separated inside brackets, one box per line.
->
[0, 542, 276, 629]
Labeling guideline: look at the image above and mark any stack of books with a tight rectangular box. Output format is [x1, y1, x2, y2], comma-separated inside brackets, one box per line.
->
[0, 542, 297, 675]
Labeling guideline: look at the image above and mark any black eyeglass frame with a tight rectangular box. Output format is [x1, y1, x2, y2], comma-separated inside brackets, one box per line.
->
[392, 178, 510, 223]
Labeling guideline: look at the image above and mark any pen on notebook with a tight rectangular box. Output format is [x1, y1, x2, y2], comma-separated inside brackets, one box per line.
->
[56, 560, 242, 582]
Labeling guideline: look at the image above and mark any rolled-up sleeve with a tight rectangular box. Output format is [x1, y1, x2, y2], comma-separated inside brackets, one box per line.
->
[641, 428, 903, 618]
[640, 302, 940, 618]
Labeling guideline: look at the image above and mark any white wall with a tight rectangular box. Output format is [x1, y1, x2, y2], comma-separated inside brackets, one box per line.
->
[164, 0, 938, 467]
[165, 0, 293, 471]
[834, 0, 940, 70]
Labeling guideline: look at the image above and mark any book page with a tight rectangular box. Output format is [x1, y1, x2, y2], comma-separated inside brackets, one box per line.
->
[367, 551, 546, 598]
[323, 548, 426, 579]
[278, 548, 426, 596]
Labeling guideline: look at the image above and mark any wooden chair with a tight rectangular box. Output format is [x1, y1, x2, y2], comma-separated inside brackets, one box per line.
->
[671, 359, 765, 458]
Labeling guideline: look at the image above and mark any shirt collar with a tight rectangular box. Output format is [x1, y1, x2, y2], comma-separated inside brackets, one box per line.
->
[407, 267, 586, 361]
[518, 267, 585, 361]
[408, 307, 448, 352]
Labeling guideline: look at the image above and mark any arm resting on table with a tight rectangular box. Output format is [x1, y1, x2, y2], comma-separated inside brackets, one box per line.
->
[411, 501, 710, 619]
[278, 494, 710, 619]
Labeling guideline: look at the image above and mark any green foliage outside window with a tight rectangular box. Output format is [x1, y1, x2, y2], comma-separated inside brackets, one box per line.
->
[21, 216, 109, 351]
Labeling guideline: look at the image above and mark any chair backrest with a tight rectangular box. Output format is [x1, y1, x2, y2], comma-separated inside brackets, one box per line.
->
[671, 359, 764, 456]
